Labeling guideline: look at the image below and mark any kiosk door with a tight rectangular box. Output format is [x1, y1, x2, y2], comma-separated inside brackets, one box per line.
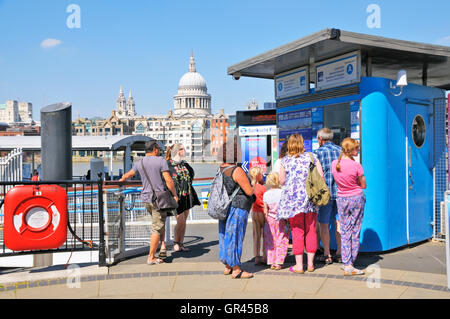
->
[407, 103, 433, 243]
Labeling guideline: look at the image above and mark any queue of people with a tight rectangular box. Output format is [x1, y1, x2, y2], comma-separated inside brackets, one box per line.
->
[217, 128, 366, 279]
[119, 128, 366, 278]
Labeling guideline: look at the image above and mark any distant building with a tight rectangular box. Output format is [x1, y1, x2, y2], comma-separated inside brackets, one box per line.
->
[264, 102, 276, 109]
[115, 86, 136, 118]
[0, 100, 33, 124]
[73, 111, 134, 136]
[173, 51, 211, 117]
[246, 98, 258, 110]
[73, 52, 235, 161]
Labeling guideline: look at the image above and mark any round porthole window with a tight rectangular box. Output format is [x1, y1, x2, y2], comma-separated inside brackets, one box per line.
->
[412, 115, 426, 148]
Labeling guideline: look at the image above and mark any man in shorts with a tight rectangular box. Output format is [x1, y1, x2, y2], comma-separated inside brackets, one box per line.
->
[120, 141, 178, 264]
[314, 128, 342, 264]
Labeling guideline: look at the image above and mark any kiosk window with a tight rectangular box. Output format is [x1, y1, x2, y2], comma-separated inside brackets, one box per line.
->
[323, 103, 351, 146]
[412, 115, 426, 148]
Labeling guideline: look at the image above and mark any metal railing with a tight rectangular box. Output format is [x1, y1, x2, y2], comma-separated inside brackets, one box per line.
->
[0, 148, 23, 185]
[0, 179, 107, 266]
[102, 178, 214, 265]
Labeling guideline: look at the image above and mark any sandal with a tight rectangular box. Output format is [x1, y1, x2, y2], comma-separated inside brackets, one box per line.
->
[317, 254, 333, 265]
[158, 249, 167, 258]
[147, 258, 164, 265]
[344, 268, 365, 276]
[232, 270, 254, 279]
[289, 266, 304, 274]
[333, 254, 342, 263]
[271, 265, 282, 270]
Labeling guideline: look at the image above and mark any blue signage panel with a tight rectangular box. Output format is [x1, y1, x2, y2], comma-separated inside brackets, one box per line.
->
[275, 66, 309, 100]
[278, 109, 313, 152]
[240, 136, 267, 173]
[315, 51, 360, 91]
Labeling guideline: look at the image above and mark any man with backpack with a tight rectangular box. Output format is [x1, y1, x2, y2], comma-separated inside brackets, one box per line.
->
[119, 141, 178, 265]
[313, 128, 342, 265]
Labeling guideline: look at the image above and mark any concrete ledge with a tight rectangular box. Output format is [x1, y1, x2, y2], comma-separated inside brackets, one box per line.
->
[0, 264, 108, 285]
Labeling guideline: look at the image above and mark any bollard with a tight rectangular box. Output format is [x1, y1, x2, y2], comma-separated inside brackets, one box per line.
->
[41, 103, 73, 181]
[35, 102, 72, 267]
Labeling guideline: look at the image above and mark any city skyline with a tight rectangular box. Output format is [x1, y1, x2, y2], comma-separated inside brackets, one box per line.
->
[0, 0, 449, 120]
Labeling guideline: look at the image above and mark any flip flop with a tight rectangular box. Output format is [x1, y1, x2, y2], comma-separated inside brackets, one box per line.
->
[271, 265, 282, 270]
[344, 268, 365, 276]
[158, 249, 167, 258]
[147, 258, 164, 265]
[231, 270, 253, 279]
[289, 266, 304, 274]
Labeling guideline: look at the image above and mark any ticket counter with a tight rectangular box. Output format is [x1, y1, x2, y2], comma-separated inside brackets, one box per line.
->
[228, 29, 450, 252]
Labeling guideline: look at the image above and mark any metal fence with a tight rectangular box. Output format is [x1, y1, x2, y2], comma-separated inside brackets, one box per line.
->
[433, 97, 448, 241]
[102, 178, 214, 265]
[0, 148, 23, 186]
[0, 180, 106, 266]
[0, 176, 214, 267]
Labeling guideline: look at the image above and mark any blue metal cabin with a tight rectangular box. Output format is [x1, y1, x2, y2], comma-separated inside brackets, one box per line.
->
[228, 29, 450, 252]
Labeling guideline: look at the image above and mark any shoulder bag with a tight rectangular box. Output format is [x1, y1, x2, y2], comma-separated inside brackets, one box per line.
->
[140, 159, 179, 211]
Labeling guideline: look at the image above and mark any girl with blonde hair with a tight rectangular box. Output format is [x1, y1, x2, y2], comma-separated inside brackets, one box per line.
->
[263, 172, 289, 270]
[248, 166, 267, 265]
[332, 138, 367, 276]
[278, 134, 324, 273]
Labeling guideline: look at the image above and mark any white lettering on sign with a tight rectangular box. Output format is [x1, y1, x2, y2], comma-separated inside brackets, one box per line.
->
[315, 51, 360, 91]
[239, 125, 277, 136]
[275, 66, 309, 100]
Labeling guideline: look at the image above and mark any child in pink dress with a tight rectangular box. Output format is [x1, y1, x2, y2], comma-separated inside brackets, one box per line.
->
[263, 172, 289, 270]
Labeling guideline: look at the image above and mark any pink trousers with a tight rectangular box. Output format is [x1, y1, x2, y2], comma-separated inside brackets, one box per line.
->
[289, 212, 317, 255]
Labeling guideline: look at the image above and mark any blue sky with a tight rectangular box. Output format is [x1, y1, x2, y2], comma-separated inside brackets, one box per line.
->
[0, 0, 449, 120]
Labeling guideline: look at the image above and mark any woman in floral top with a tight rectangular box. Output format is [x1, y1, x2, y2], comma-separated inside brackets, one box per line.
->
[278, 134, 324, 274]
[160, 143, 200, 255]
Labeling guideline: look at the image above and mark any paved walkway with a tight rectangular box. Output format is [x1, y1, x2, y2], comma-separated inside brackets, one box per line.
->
[0, 224, 448, 299]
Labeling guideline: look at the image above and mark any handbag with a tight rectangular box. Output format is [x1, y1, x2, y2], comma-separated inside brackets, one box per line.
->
[140, 159, 178, 211]
[305, 152, 330, 207]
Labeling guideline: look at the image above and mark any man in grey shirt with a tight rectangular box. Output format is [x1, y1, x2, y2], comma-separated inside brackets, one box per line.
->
[119, 141, 178, 264]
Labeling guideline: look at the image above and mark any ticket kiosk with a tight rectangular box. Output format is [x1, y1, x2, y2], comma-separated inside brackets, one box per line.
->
[228, 29, 450, 252]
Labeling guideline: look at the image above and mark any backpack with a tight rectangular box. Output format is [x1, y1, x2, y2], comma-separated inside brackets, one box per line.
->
[305, 153, 330, 207]
[207, 165, 241, 220]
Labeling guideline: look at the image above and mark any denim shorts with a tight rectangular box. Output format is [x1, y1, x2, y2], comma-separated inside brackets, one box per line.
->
[318, 199, 338, 224]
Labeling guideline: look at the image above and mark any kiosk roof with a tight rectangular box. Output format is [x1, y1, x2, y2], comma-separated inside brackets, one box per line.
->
[227, 28, 450, 89]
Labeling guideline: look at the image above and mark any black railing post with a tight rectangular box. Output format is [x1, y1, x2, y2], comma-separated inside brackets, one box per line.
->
[97, 173, 107, 267]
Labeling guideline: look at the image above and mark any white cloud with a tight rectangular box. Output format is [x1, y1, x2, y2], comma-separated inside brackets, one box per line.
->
[40, 38, 62, 49]
[437, 36, 450, 45]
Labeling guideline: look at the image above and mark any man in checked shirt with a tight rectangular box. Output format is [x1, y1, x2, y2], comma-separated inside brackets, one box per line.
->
[314, 128, 342, 265]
